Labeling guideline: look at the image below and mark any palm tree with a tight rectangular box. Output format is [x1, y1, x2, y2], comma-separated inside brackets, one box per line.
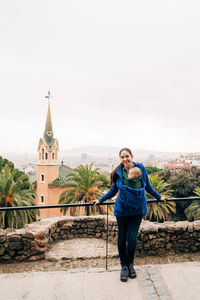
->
[185, 188, 200, 221]
[59, 163, 111, 216]
[145, 174, 176, 222]
[0, 164, 40, 229]
[0, 156, 14, 172]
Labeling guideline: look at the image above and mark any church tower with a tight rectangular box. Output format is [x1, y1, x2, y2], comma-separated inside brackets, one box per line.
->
[36, 94, 60, 218]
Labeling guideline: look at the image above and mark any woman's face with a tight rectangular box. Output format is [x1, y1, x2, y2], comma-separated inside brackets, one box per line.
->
[120, 150, 133, 169]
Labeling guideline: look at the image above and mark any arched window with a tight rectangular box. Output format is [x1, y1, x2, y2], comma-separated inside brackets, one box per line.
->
[41, 174, 45, 183]
[42, 148, 44, 160]
[41, 195, 44, 204]
[52, 153, 55, 160]
[45, 153, 48, 160]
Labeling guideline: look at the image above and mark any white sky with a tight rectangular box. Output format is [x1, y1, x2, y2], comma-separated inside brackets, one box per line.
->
[0, 0, 200, 154]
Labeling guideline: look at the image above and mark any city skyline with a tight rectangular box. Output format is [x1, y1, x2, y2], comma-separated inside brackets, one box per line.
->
[1, 1, 200, 154]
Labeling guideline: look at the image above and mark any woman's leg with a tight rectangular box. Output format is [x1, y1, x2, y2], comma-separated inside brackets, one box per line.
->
[126, 215, 142, 265]
[116, 216, 128, 266]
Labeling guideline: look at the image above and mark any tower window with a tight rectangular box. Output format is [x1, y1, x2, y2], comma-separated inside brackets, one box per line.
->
[45, 153, 48, 160]
[42, 148, 44, 160]
[41, 174, 45, 183]
[55, 149, 57, 160]
[52, 153, 55, 160]
[41, 195, 44, 204]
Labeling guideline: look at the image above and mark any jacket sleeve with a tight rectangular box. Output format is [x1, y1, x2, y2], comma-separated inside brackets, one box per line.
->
[143, 166, 161, 200]
[98, 184, 119, 203]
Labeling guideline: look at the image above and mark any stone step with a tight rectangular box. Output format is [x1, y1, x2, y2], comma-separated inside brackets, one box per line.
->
[45, 238, 118, 261]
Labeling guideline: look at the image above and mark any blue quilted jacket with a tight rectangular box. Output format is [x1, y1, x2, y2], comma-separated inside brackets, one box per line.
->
[99, 162, 161, 217]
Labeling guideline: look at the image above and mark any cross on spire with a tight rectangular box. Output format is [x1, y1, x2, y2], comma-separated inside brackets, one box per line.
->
[45, 90, 52, 105]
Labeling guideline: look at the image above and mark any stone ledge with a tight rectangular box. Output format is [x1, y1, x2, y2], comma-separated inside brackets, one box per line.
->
[0, 216, 200, 263]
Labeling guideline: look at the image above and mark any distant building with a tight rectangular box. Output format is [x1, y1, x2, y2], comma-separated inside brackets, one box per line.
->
[148, 154, 155, 161]
[180, 153, 200, 160]
[81, 153, 88, 160]
[23, 164, 36, 174]
[144, 161, 165, 169]
[34, 102, 71, 219]
[164, 160, 191, 170]
[179, 153, 200, 168]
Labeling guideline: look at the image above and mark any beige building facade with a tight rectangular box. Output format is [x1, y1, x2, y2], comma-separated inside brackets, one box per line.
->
[35, 102, 70, 219]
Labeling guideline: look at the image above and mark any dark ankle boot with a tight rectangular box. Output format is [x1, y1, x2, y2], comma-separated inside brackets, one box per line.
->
[128, 263, 136, 278]
[120, 265, 128, 282]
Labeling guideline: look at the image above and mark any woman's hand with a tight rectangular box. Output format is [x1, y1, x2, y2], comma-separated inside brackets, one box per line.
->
[90, 199, 100, 206]
[160, 197, 167, 203]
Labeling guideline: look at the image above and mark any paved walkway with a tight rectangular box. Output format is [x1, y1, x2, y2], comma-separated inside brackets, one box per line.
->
[1, 262, 200, 300]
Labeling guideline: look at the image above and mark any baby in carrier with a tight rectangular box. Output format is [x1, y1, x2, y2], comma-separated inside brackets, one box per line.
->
[128, 167, 141, 179]
[124, 167, 142, 189]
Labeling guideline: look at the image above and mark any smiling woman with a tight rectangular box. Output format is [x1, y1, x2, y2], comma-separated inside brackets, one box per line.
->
[119, 148, 133, 169]
[91, 147, 166, 282]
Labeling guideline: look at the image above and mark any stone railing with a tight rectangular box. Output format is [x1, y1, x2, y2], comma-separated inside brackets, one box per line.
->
[0, 216, 200, 263]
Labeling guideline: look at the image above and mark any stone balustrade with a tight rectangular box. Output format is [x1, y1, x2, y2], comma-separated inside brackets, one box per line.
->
[0, 216, 200, 263]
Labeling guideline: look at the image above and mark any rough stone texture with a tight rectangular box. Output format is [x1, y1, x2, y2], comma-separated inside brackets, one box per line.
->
[139, 264, 172, 299]
[0, 216, 200, 263]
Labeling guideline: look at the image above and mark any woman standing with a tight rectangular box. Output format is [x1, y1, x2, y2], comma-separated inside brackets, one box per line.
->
[92, 148, 166, 282]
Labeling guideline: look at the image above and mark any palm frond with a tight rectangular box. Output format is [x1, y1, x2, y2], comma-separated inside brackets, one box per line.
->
[59, 163, 109, 216]
[145, 174, 175, 222]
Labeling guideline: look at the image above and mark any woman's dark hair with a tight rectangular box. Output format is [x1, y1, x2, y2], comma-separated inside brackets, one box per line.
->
[110, 148, 133, 186]
[119, 147, 133, 157]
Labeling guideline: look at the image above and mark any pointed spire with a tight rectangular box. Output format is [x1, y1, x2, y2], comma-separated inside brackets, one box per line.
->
[43, 101, 55, 148]
[44, 103, 53, 135]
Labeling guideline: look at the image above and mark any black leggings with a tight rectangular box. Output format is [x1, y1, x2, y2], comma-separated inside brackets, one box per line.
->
[116, 215, 142, 266]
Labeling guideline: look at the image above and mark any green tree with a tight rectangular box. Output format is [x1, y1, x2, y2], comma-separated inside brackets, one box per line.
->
[59, 163, 110, 216]
[168, 167, 200, 198]
[158, 169, 172, 182]
[165, 167, 200, 220]
[185, 188, 200, 221]
[0, 164, 40, 229]
[146, 166, 162, 175]
[145, 174, 176, 222]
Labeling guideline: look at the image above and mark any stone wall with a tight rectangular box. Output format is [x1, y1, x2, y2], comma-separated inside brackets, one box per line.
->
[0, 216, 200, 263]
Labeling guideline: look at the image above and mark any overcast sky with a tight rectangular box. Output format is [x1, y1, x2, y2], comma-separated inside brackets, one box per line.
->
[0, 0, 200, 155]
